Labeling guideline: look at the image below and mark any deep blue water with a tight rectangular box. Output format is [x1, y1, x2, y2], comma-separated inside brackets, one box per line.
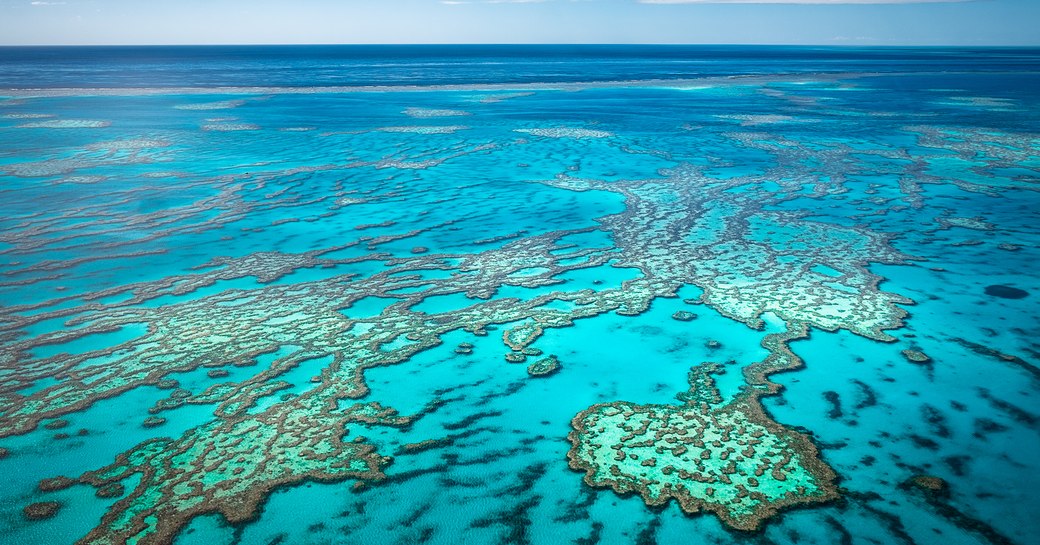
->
[0, 46, 1038, 545]
[1, 45, 1039, 88]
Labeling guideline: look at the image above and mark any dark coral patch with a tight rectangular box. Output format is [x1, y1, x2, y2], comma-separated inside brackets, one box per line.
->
[23, 501, 61, 521]
[96, 483, 126, 499]
[142, 416, 167, 429]
[527, 355, 561, 377]
[984, 285, 1028, 299]
[38, 476, 76, 492]
[43, 419, 70, 430]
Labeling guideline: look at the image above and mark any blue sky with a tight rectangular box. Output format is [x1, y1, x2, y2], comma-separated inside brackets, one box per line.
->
[0, 0, 1036, 46]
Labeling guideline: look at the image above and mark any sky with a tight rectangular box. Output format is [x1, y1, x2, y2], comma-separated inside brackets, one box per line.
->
[0, 0, 1036, 46]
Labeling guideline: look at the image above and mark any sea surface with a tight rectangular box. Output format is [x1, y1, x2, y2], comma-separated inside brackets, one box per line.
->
[0, 45, 1037, 545]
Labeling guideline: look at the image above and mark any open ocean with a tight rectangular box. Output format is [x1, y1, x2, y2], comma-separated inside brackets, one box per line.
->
[0, 45, 1038, 545]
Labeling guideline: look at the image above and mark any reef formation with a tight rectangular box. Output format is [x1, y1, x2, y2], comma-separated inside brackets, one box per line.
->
[0, 79, 1036, 545]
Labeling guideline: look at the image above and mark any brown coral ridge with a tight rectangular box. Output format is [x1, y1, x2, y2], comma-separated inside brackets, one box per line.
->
[502, 322, 544, 352]
[567, 324, 841, 532]
[23, 501, 61, 521]
[75, 400, 394, 545]
[901, 349, 932, 364]
[901, 474, 948, 498]
[38, 475, 76, 492]
[527, 355, 561, 377]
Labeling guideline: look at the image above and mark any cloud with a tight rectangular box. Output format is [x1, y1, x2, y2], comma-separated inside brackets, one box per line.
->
[638, 0, 973, 4]
[442, 0, 551, 4]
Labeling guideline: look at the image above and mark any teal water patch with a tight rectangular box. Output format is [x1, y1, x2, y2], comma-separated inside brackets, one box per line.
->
[408, 292, 479, 314]
[339, 296, 398, 319]
[29, 323, 149, 360]
[246, 354, 334, 414]
[770, 327, 1038, 545]
[139, 278, 267, 309]
[551, 260, 642, 289]
[811, 264, 842, 278]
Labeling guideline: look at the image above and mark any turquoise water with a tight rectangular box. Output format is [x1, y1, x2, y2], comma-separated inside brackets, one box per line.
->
[0, 46, 1038, 545]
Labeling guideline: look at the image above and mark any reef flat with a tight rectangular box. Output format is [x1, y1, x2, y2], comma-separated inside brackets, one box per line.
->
[0, 46, 1038, 545]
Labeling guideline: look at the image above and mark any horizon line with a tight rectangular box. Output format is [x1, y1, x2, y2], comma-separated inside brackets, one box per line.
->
[2, 42, 1039, 48]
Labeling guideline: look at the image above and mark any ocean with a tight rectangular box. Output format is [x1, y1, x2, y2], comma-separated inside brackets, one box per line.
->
[0, 45, 1037, 545]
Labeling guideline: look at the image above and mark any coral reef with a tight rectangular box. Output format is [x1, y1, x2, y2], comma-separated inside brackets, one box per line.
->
[672, 311, 697, 322]
[569, 325, 842, 531]
[527, 355, 561, 377]
[902, 350, 933, 364]
[9, 87, 1032, 544]
[23, 501, 61, 520]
